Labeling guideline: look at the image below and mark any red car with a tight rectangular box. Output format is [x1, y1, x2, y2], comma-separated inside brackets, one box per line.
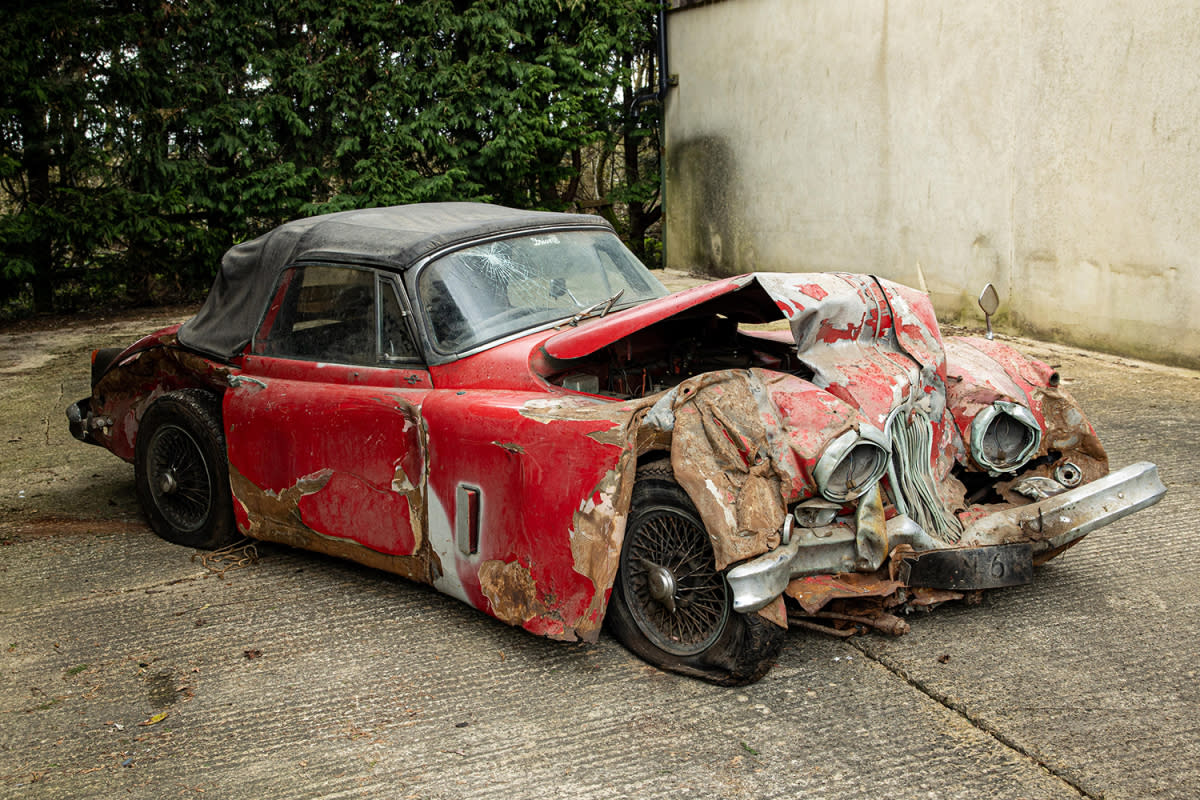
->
[68, 203, 1165, 684]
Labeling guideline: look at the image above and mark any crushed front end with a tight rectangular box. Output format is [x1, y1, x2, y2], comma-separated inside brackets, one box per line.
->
[726, 460, 1164, 628]
[597, 273, 1166, 635]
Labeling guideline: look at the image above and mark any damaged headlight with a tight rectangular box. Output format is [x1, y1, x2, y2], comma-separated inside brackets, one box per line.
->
[813, 428, 890, 502]
[792, 499, 841, 528]
[970, 400, 1042, 473]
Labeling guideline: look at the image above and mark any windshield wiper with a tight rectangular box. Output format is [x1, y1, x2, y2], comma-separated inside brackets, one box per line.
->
[567, 289, 624, 327]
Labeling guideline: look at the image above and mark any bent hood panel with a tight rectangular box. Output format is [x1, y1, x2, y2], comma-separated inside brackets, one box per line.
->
[541, 275, 757, 360]
[543, 272, 949, 431]
[753, 273, 949, 428]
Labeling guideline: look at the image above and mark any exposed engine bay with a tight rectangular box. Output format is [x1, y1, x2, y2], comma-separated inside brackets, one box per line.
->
[546, 313, 812, 399]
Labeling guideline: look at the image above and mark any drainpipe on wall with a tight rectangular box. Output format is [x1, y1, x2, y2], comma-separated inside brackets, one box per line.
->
[631, 5, 672, 110]
[631, 2, 675, 269]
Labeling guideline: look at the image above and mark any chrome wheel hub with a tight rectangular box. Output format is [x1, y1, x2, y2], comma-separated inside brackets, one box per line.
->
[641, 559, 677, 613]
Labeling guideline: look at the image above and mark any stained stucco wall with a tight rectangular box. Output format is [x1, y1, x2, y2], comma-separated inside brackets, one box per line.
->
[664, 0, 1200, 367]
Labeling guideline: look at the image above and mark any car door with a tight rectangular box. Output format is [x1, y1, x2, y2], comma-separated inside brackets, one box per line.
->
[223, 262, 435, 576]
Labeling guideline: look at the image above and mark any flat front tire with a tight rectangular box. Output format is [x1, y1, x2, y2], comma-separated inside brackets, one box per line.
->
[135, 389, 238, 549]
[607, 464, 784, 685]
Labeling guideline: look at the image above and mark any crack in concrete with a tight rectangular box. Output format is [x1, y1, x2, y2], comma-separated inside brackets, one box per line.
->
[850, 640, 1097, 800]
[15, 573, 209, 612]
[44, 380, 64, 446]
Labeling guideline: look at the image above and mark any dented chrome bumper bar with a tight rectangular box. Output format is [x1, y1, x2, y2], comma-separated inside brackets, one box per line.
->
[958, 461, 1166, 553]
[726, 461, 1166, 614]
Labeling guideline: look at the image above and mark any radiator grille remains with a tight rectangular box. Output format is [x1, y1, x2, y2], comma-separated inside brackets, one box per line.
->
[886, 408, 963, 543]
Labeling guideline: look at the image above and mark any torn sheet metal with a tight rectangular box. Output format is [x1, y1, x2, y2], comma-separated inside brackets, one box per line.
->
[230, 463, 441, 584]
[568, 456, 637, 629]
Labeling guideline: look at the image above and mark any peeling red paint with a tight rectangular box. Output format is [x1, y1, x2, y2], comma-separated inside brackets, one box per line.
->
[816, 318, 864, 343]
[230, 463, 440, 584]
[796, 282, 829, 301]
[775, 299, 801, 315]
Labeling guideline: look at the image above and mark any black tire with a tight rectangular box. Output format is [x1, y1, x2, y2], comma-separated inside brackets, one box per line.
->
[134, 389, 238, 549]
[606, 463, 785, 685]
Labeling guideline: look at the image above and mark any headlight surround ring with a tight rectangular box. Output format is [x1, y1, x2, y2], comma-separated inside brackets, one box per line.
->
[813, 427, 891, 502]
[970, 400, 1042, 473]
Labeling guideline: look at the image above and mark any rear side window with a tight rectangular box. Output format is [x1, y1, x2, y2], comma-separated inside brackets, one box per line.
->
[254, 265, 421, 366]
[379, 278, 421, 363]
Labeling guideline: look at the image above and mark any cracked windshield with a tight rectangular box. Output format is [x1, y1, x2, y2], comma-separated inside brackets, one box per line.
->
[418, 230, 667, 352]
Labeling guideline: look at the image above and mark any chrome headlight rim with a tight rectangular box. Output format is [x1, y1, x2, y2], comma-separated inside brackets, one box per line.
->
[970, 400, 1042, 473]
[813, 427, 891, 502]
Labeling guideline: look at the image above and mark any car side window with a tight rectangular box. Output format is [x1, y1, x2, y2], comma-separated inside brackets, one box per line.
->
[379, 278, 421, 363]
[256, 265, 422, 367]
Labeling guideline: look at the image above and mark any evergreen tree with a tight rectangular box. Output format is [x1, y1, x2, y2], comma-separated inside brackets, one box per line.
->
[0, 0, 661, 313]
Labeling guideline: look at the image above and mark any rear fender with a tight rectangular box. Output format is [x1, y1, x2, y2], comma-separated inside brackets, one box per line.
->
[90, 335, 233, 461]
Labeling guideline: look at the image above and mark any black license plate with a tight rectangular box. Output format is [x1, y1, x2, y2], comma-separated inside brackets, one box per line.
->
[900, 543, 1033, 590]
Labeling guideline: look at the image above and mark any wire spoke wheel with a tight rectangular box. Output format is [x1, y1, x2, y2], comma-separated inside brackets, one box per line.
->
[620, 503, 729, 657]
[146, 423, 213, 533]
[135, 389, 237, 549]
[607, 463, 786, 684]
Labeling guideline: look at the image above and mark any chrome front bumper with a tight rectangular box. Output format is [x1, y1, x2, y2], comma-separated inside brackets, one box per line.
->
[726, 461, 1166, 613]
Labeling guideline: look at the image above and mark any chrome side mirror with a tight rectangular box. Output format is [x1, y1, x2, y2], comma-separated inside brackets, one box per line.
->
[978, 283, 1000, 341]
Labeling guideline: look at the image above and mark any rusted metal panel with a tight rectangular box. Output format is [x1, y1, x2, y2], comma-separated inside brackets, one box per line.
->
[229, 463, 440, 585]
[478, 559, 547, 627]
[662, 369, 865, 569]
[785, 572, 907, 616]
[419, 390, 639, 642]
[89, 331, 232, 461]
[224, 357, 430, 558]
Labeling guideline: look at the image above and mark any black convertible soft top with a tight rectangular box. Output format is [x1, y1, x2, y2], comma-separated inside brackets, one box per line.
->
[177, 202, 612, 360]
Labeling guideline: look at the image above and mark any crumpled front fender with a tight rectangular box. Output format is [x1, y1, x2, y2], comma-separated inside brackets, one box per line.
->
[646, 368, 877, 571]
[945, 336, 1108, 484]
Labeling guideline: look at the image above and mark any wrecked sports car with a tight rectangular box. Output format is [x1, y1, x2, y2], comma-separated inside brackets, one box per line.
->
[68, 204, 1165, 684]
